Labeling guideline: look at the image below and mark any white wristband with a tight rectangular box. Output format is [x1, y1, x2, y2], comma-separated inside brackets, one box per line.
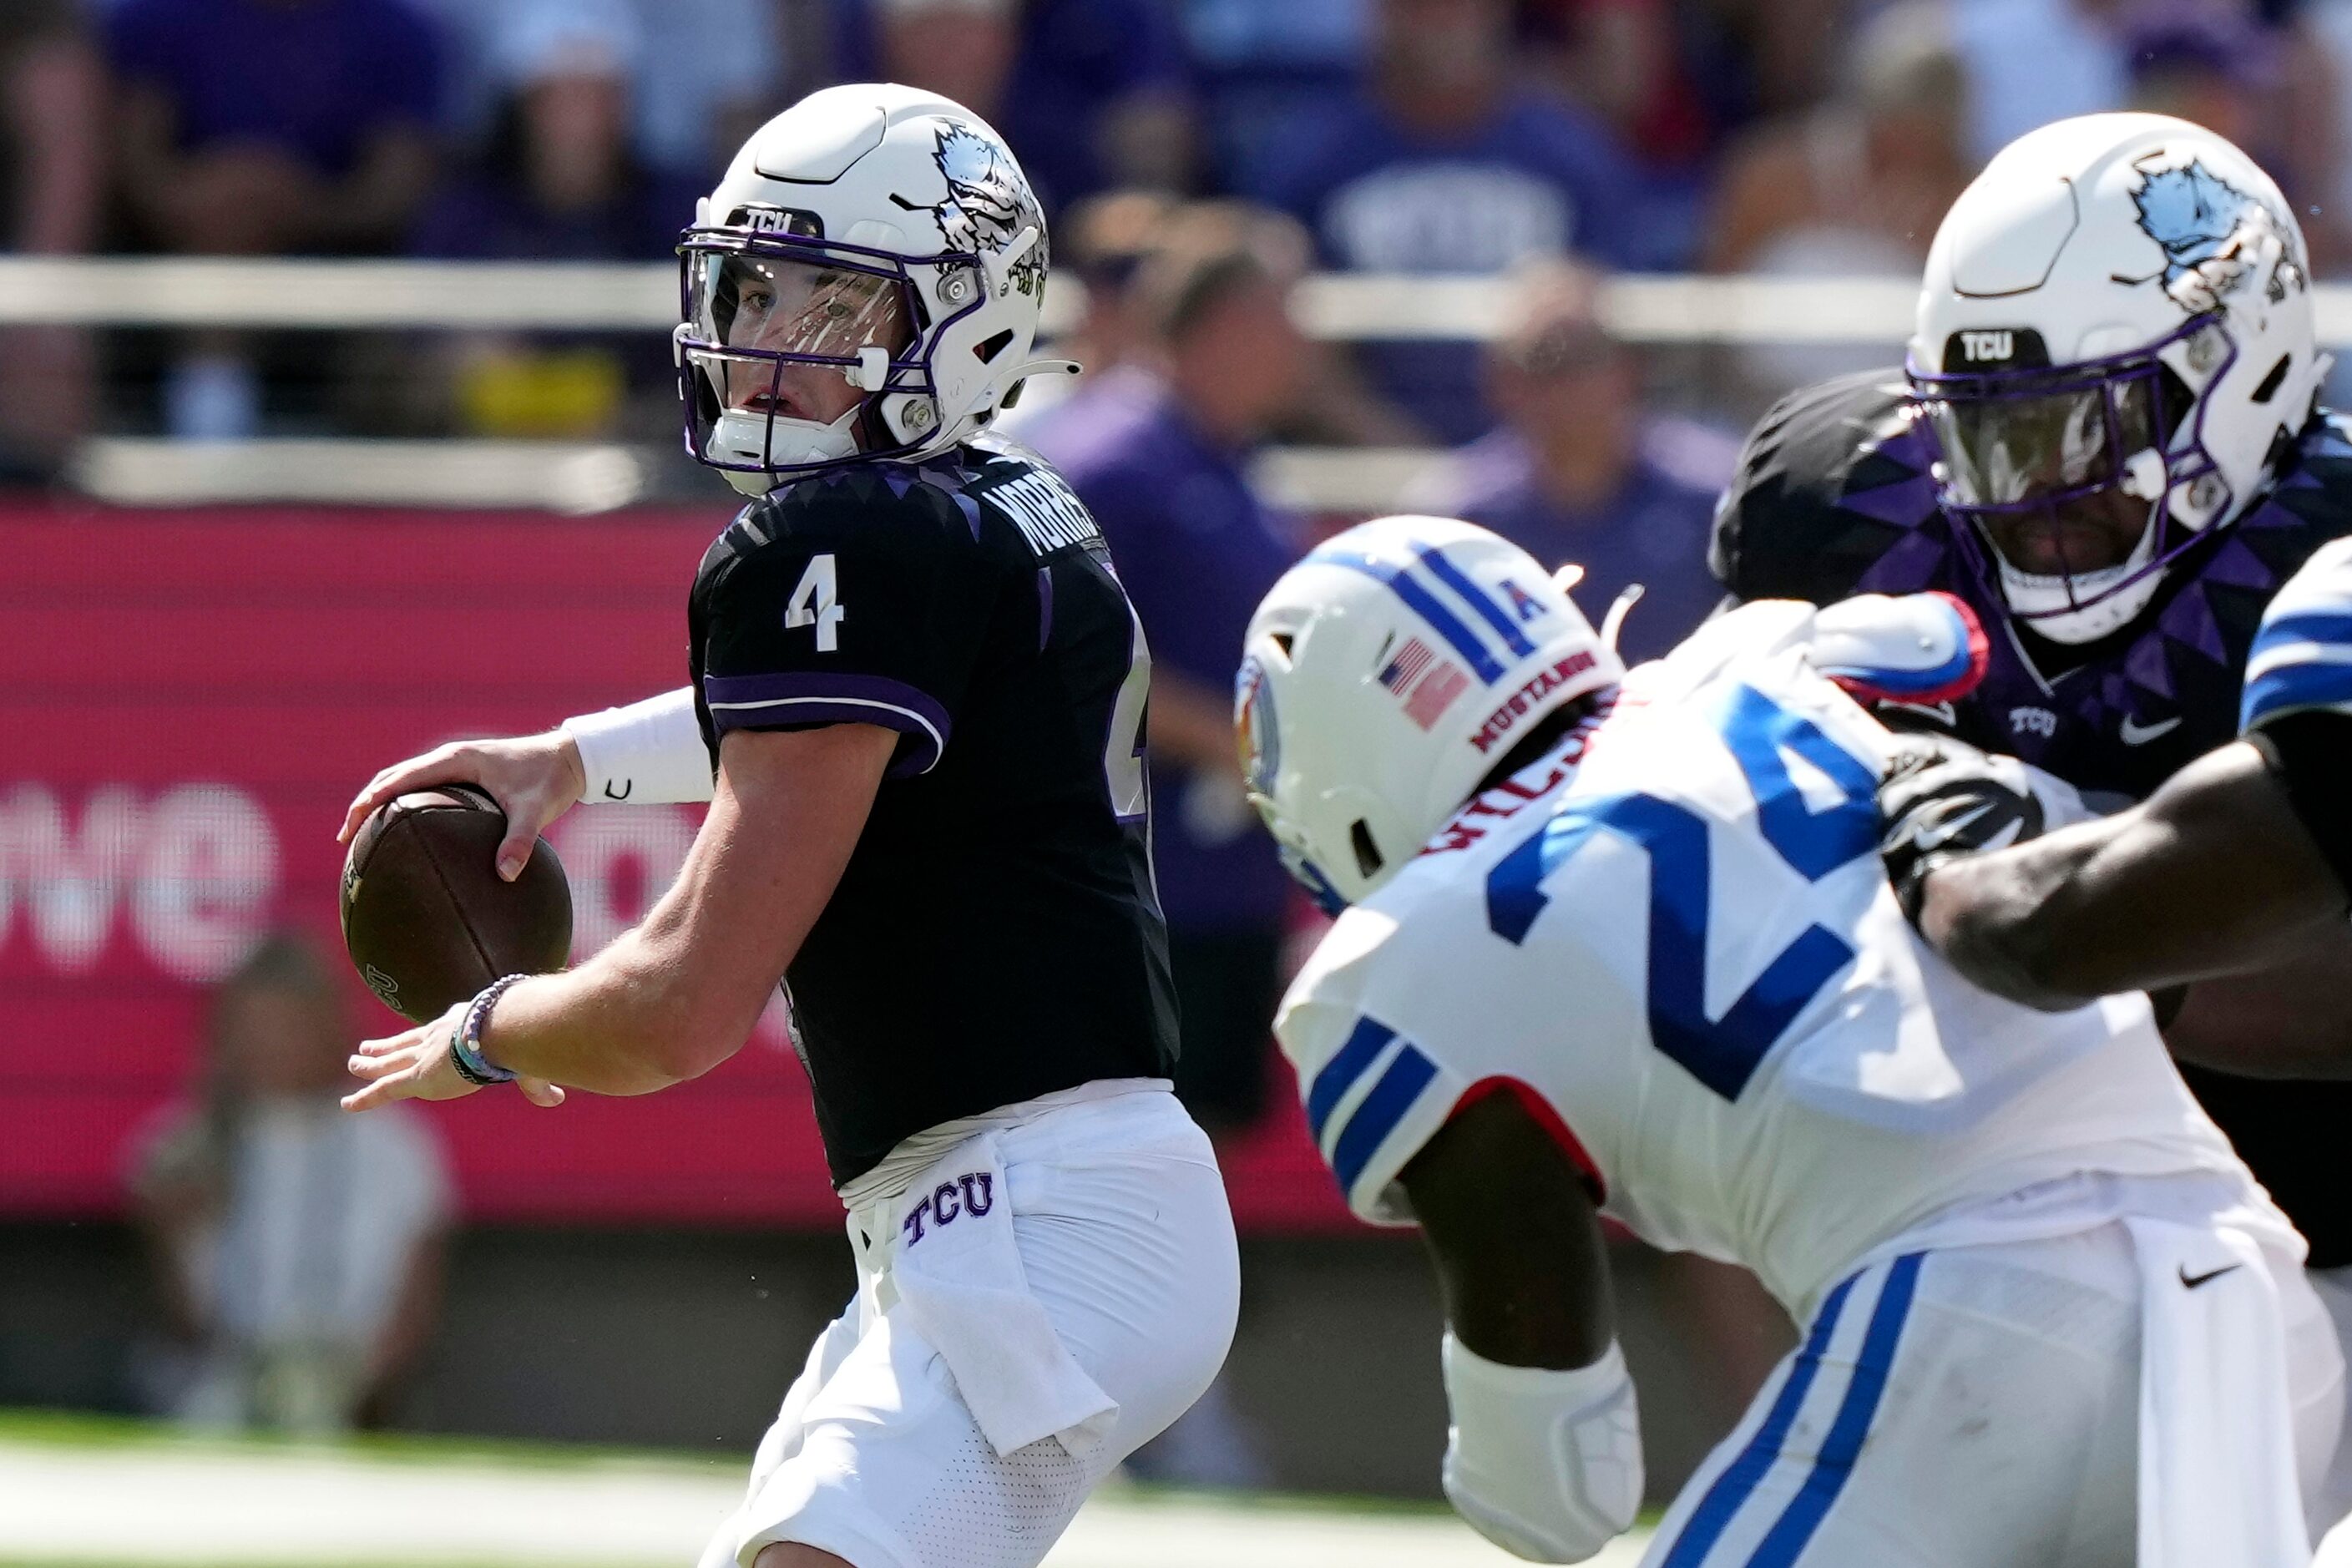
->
[560, 688, 715, 804]
[1441, 1333, 1642, 1563]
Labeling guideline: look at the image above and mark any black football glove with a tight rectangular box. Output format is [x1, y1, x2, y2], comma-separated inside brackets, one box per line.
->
[1878, 733, 2047, 928]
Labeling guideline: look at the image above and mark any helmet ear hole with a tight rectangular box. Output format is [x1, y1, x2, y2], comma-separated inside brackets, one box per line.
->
[1349, 819, 1383, 880]
[2157, 362, 2196, 430]
[2251, 354, 2291, 405]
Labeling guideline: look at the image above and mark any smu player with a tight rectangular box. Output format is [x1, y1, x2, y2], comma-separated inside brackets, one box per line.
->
[1243, 514, 2340, 1564]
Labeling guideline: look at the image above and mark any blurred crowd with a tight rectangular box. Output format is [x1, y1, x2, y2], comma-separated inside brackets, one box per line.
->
[3, 0, 2348, 469]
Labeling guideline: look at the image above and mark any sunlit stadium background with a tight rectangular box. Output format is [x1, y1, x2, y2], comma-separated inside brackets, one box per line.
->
[13, 0, 2352, 1561]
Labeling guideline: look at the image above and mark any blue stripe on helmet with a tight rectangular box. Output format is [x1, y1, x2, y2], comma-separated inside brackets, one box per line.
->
[1316, 548, 1506, 684]
[1417, 545, 1537, 658]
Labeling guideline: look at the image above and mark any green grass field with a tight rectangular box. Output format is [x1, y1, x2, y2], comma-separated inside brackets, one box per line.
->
[0, 1409, 1652, 1568]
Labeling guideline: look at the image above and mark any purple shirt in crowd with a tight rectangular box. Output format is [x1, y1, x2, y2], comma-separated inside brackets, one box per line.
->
[1026, 369, 1299, 932]
[410, 171, 706, 264]
[831, 0, 1191, 216]
[1250, 89, 1674, 442]
[108, 0, 441, 180]
[1437, 420, 1736, 664]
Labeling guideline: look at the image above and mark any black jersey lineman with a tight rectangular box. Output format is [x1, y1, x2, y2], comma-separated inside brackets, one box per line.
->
[690, 433, 1178, 1185]
[1714, 367, 2352, 1265]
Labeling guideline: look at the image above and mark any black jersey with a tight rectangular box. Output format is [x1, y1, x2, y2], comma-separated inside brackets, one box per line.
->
[689, 434, 1178, 1185]
[1713, 367, 2352, 1263]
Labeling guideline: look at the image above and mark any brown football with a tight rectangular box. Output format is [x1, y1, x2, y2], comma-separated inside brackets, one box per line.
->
[340, 784, 572, 1024]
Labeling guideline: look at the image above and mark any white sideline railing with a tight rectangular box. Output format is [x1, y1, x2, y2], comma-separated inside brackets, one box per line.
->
[19, 255, 2352, 343]
[71, 438, 653, 513]
[69, 437, 1447, 514]
[37, 259, 2352, 513]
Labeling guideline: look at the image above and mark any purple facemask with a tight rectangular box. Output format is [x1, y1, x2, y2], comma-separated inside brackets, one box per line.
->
[1907, 312, 2233, 625]
[676, 224, 990, 482]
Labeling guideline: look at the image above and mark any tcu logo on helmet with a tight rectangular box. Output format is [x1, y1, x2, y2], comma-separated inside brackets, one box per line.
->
[2130, 156, 2304, 314]
[906, 124, 1046, 298]
[1960, 331, 2014, 363]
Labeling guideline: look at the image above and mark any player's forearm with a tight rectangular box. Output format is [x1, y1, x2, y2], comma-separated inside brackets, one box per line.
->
[1921, 741, 2347, 1006]
[1917, 823, 2122, 1010]
[468, 728, 883, 1093]
[472, 913, 762, 1095]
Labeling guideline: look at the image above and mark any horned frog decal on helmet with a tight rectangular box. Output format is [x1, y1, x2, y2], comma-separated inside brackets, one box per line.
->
[902, 122, 1047, 300]
[2128, 154, 2305, 315]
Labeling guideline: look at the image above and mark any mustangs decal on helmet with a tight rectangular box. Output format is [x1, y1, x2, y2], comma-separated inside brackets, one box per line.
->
[1237, 515, 1624, 910]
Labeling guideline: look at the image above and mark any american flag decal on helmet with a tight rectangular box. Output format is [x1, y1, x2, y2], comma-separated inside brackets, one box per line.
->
[1378, 637, 1470, 730]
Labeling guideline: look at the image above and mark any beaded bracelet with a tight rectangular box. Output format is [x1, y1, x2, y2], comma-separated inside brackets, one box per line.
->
[448, 974, 526, 1087]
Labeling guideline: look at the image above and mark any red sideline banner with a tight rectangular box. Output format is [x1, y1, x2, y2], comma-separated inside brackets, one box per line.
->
[0, 499, 1352, 1231]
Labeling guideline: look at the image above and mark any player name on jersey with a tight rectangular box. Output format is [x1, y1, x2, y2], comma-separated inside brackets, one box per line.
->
[979, 465, 1106, 556]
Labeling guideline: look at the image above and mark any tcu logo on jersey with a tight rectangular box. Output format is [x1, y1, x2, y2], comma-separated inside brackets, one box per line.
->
[900, 1171, 996, 1246]
[1960, 331, 2016, 363]
[2009, 706, 2058, 738]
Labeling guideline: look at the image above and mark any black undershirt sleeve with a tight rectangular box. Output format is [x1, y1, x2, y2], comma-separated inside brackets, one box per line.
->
[2245, 711, 2352, 901]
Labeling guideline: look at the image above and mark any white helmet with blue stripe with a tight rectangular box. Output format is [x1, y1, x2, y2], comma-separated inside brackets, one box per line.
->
[1237, 515, 1624, 911]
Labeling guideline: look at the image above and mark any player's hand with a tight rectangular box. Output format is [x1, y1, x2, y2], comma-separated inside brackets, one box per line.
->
[338, 732, 587, 882]
[342, 1002, 566, 1113]
[1879, 733, 2047, 925]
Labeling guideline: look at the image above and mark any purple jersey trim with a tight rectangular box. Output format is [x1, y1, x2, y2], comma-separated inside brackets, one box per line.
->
[703, 670, 952, 776]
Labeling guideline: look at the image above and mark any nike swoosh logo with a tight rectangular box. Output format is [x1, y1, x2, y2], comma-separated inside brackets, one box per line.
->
[2179, 1262, 2243, 1289]
[1915, 801, 1998, 853]
[1892, 700, 1957, 726]
[2120, 714, 2183, 746]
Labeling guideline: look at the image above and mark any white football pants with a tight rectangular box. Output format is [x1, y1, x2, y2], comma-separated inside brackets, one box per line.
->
[697, 1086, 1239, 1568]
[1642, 1222, 2340, 1567]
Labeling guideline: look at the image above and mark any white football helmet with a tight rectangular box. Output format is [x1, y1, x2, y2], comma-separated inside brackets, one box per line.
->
[1237, 516, 1624, 911]
[677, 83, 1070, 496]
[1910, 113, 2326, 642]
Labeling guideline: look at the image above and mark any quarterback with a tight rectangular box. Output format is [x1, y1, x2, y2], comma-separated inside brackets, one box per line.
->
[1246, 514, 2340, 1564]
[337, 88, 1237, 1568]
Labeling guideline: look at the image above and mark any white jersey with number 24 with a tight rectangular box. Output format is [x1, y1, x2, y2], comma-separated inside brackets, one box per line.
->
[1277, 600, 2268, 1321]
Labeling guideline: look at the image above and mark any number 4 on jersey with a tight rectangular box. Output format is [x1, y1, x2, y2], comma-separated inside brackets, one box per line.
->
[787, 554, 845, 652]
